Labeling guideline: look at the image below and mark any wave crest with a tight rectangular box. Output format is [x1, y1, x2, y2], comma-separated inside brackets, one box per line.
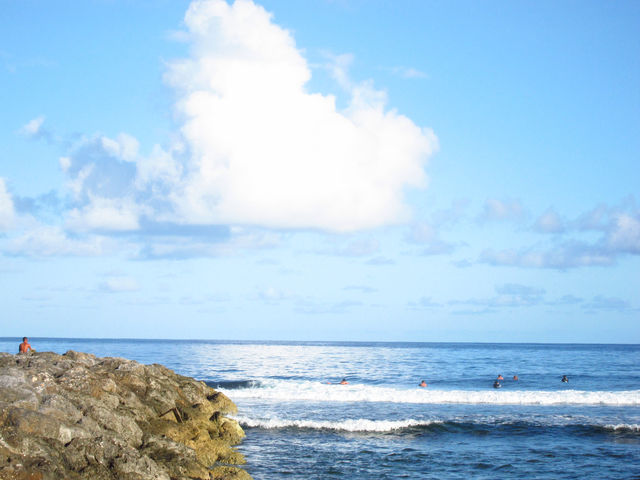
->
[234, 416, 640, 434]
[218, 380, 640, 407]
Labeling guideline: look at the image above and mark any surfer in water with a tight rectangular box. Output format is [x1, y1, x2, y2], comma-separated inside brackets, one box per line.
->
[513, 375, 519, 381]
[497, 374, 504, 380]
[561, 375, 569, 383]
[328, 378, 349, 385]
[419, 380, 427, 388]
[493, 380, 501, 389]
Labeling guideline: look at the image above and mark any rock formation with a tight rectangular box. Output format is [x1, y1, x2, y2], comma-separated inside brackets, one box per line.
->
[0, 350, 251, 480]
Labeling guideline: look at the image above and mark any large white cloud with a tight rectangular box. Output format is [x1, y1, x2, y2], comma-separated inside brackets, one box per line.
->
[165, 0, 437, 232]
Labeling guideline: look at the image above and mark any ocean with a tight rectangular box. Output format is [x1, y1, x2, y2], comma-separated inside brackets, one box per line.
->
[1, 338, 638, 479]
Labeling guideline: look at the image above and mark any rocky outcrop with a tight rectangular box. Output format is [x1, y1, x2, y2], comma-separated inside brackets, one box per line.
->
[0, 351, 251, 480]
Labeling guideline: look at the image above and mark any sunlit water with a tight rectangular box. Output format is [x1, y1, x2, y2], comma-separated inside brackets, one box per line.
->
[2, 338, 638, 479]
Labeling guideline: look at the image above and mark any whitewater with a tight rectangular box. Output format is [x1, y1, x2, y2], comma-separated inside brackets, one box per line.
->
[219, 379, 640, 406]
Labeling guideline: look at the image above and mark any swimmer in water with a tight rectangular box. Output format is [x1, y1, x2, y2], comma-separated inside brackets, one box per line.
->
[493, 380, 501, 389]
[513, 375, 519, 381]
[497, 375, 504, 380]
[419, 380, 427, 388]
[561, 375, 568, 383]
[326, 378, 349, 385]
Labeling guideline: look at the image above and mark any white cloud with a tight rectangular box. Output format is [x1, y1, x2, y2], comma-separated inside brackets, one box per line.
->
[258, 286, 293, 303]
[19, 115, 54, 143]
[534, 208, 566, 233]
[100, 133, 140, 162]
[321, 238, 380, 257]
[5, 226, 110, 257]
[607, 213, 640, 254]
[59, 156, 72, 171]
[60, 135, 142, 231]
[405, 221, 456, 255]
[66, 196, 142, 232]
[166, 0, 437, 232]
[479, 243, 615, 269]
[495, 283, 545, 297]
[480, 198, 525, 222]
[0, 178, 15, 230]
[19, 116, 45, 137]
[390, 66, 429, 79]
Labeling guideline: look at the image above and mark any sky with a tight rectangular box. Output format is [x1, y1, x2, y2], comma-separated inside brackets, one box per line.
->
[1, 0, 639, 343]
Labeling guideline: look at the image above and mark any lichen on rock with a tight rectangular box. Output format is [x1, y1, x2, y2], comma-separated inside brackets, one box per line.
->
[0, 351, 251, 480]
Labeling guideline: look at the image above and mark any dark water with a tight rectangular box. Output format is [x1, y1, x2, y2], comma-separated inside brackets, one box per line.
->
[1, 338, 638, 479]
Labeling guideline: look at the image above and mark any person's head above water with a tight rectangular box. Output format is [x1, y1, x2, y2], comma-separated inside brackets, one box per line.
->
[513, 375, 519, 381]
[339, 378, 348, 385]
[419, 380, 427, 387]
[497, 375, 504, 380]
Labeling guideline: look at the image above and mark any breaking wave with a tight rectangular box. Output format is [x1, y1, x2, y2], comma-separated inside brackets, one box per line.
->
[234, 416, 640, 435]
[217, 380, 640, 406]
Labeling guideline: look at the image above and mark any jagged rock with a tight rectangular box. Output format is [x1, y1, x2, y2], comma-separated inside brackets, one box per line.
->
[0, 351, 251, 480]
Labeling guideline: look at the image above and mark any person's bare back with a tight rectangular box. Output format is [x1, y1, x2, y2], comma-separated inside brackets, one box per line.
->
[18, 337, 32, 354]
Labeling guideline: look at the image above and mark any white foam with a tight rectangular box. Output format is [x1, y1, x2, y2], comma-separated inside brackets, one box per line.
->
[233, 416, 640, 433]
[234, 416, 440, 432]
[218, 380, 640, 406]
[603, 423, 640, 432]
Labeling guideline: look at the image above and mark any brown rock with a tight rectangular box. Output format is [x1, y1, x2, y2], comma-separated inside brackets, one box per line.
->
[0, 351, 251, 480]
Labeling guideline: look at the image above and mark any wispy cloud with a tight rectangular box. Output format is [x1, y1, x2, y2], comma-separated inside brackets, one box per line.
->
[319, 238, 380, 257]
[5, 226, 114, 257]
[342, 285, 377, 294]
[582, 295, 634, 313]
[98, 276, 139, 293]
[481, 199, 640, 269]
[479, 198, 526, 223]
[0, 178, 15, 231]
[365, 256, 395, 266]
[389, 66, 429, 79]
[404, 199, 469, 255]
[533, 208, 566, 234]
[405, 222, 456, 255]
[408, 296, 441, 309]
[479, 242, 615, 269]
[294, 298, 362, 315]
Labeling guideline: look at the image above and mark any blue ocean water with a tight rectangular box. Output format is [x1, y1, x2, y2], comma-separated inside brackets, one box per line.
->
[1, 338, 638, 479]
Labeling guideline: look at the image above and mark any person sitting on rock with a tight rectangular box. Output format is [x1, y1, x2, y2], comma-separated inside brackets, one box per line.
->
[18, 337, 32, 354]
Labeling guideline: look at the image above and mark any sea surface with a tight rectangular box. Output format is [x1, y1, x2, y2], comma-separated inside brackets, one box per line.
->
[1, 338, 639, 479]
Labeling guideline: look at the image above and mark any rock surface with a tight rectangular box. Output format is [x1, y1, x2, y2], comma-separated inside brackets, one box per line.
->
[0, 351, 251, 480]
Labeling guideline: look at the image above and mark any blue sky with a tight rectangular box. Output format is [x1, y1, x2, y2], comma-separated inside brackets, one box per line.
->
[1, 0, 638, 343]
